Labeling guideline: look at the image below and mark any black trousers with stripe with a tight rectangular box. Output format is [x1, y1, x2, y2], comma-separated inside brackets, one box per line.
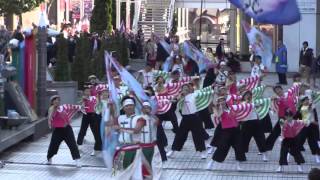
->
[279, 138, 305, 165]
[297, 124, 320, 155]
[266, 119, 281, 151]
[211, 127, 246, 162]
[241, 120, 267, 153]
[77, 113, 102, 151]
[172, 114, 206, 152]
[47, 125, 80, 160]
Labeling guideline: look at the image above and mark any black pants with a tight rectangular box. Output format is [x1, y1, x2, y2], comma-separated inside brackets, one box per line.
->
[210, 124, 222, 147]
[172, 114, 206, 152]
[212, 127, 246, 162]
[279, 138, 305, 165]
[241, 120, 266, 153]
[277, 73, 287, 84]
[260, 114, 273, 133]
[298, 125, 320, 155]
[157, 103, 179, 133]
[266, 120, 281, 151]
[47, 125, 80, 160]
[157, 120, 168, 161]
[77, 113, 102, 150]
[199, 108, 214, 129]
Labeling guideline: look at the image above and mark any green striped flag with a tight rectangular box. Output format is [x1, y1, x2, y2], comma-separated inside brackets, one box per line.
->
[253, 98, 271, 119]
[312, 91, 320, 105]
[252, 85, 266, 100]
[195, 90, 214, 111]
[153, 70, 170, 81]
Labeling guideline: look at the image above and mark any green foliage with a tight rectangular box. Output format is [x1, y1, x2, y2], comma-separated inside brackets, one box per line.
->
[54, 35, 71, 81]
[90, 0, 112, 35]
[0, 0, 44, 15]
[105, 33, 129, 66]
[71, 33, 92, 90]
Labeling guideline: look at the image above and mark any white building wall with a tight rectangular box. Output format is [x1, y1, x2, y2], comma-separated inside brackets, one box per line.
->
[283, 0, 318, 72]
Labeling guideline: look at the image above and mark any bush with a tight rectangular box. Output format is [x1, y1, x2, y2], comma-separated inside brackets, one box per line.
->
[54, 35, 71, 81]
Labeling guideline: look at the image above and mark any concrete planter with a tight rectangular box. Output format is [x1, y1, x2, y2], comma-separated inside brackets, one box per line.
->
[47, 81, 78, 105]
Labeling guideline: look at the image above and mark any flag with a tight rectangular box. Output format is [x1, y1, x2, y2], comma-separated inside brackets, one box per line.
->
[243, 22, 273, 69]
[254, 98, 271, 119]
[238, 75, 260, 91]
[108, 52, 157, 113]
[230, 0, 301, 25]
[252, 85, 266, 100]
[183, 41, 215, 73]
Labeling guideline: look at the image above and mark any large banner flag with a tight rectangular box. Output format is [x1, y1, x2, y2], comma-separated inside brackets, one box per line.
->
[243, 22, 273, 69]
[183, 41, 215, 73]
[107, 52, 157, 114]
[230, 0, 301, 25]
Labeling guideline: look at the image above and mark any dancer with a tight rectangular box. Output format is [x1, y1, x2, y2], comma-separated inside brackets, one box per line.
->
[47, 95, 83, 167]
[166, 84, 207, 159]
[276, 110, 305, 172]
[295, 96, 320, 163]
[77, 86, 102, 156]
[207, 96, 246, 171]
[266, 85, 296, 151]
[112, 97, 160, 175]
[240, 91, 268, 162]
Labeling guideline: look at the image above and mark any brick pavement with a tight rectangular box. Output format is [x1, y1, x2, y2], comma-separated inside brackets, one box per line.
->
[0, 73, 319, 180]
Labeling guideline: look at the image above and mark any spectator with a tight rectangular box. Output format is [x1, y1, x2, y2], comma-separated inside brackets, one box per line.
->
[274, 40, 288, 85]
[308, 168, 320, 180]
[145, 34, 157, 68]
[205, 47, 217, 64]
[216, 38, 225, 60]
[299, 41, 314, 84]
[12, 25, 24, 42]
[226, 52, 241, 72]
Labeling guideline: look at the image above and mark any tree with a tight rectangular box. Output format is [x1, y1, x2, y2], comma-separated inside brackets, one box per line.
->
[0, 0, 44, 25]
[71, 33, 92, 90]
[54, 35, 71, 81]
[90, 0, 113, 35]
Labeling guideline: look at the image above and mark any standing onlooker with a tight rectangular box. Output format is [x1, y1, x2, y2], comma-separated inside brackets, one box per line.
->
[275, 40, 288, 85]
[216, 38, 225, 60]
[12, 25, 24, 42]
[299, 41, 314, 84]
[145, 34, 157, 68]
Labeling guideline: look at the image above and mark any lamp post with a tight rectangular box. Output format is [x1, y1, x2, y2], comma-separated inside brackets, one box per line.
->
[37, 14, 48, 117]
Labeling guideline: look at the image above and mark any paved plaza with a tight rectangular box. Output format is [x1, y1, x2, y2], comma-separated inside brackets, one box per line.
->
[0, 73, 319, 180]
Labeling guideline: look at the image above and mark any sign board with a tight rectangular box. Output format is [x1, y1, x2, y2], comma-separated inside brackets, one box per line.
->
[84, 0, 93, 19]
[71, 0, 81, 19]
[297, 0, 317, 13]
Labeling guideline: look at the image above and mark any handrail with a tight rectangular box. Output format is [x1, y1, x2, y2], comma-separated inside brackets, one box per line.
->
[132, 0, 143, 33]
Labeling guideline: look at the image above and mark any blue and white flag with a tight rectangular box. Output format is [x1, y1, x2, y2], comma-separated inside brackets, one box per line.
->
[230, 0, 301, 25]
[243, 22, 273, 70]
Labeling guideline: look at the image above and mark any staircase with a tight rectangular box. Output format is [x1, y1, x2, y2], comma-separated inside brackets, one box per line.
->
[137, 0, 173, 40]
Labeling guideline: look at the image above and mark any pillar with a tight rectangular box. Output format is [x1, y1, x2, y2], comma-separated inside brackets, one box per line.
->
[239, 11, 250, 55]
[116, 0, 121, 29]
[229, 5, 237, 53]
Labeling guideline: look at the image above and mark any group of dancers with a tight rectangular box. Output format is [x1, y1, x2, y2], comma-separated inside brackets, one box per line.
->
[45, 53, 320, 178]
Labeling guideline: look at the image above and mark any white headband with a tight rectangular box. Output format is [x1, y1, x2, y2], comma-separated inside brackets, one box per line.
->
[122, 99, 135, 107]
[142, 102, 151, 107]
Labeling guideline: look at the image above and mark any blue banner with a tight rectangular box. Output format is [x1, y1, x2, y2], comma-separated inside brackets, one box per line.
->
[230, 0, 301, 25]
